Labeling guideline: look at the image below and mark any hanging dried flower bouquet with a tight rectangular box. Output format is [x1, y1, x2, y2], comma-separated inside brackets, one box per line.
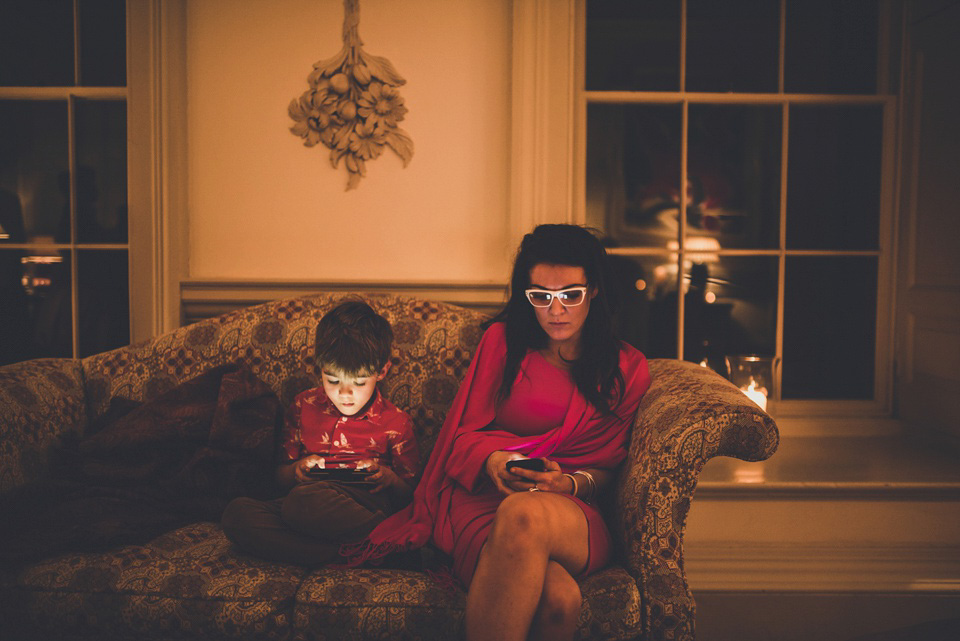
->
[289, 0, 413, 190]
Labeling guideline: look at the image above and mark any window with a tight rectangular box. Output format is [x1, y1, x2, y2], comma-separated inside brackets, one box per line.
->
[0, 0, 136, 366]
[581, 0, 900, 416]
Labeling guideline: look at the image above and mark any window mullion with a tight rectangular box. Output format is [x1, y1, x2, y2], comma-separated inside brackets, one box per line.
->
[778, 0, 786, 94]
[774, 0, 786, 404]
[72, 0, 81, 86]
[675, 0, 688, 361]
[677, 98, 689, 360]
[679, 0, 687, 93]
[776, 101, 789, 403]
[67, 94, 80, 360]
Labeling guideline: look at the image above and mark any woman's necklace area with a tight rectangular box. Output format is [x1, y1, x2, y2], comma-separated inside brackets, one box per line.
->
[539, 346, 575, 371]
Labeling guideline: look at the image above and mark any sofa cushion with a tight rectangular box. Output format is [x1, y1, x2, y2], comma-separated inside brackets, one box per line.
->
[294, 567, 464, 641]
[4, 522, 305, 641]
[292, 565, 642, 641]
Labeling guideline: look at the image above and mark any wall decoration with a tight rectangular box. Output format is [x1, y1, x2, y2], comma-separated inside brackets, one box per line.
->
[289, 0, 413, 190]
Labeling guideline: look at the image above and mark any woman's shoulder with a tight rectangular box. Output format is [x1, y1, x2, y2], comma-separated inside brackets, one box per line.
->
[617, 340, 649, 373]
[465, 322, 508, 368]
[479, 321, 507, 345]
[616, 338, 641, 358]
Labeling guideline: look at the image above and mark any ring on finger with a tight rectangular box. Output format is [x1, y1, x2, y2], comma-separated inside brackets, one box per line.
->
[528, 484, 541, 492]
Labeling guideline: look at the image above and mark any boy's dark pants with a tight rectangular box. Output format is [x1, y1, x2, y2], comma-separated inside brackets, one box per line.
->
[221, 481, 392, 565]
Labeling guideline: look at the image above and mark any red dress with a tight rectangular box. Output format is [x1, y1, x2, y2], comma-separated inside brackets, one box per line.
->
[341, 323, 651, 584]
[447, 350, 613, 586]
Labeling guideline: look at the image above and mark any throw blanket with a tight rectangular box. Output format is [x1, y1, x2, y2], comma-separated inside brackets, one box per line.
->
[0, 364, 282, 569]
[343, 322, 651, 565]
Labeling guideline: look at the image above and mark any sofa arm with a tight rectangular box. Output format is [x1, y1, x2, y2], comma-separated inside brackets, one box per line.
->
[613, 359, 779, 641]
[0, 359, 88, 494]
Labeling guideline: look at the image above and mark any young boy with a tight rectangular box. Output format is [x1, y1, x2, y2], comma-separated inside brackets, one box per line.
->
[221, 300, 419, 565]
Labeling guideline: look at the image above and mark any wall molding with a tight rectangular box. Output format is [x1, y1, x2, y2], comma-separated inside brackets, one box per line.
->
[128, 0, 188, 338]
[180, 278, 507, 325]
[509, 0, 577, 248]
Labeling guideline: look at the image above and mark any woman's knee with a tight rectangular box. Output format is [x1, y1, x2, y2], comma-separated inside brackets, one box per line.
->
[488, 493, 552, 549]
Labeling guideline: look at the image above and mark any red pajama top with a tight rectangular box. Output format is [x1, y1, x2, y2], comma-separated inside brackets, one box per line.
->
[280, 386, 419, 484]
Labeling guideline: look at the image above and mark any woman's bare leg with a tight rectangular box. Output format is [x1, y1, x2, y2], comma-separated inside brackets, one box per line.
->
[529, 561, 582, 641]
[464, 492, 589, 641]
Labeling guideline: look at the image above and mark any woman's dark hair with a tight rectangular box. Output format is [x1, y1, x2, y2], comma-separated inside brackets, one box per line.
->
[486, 224, 624, 415]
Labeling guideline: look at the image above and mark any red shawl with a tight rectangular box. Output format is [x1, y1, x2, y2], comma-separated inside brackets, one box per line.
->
[342, 322, 651, 563]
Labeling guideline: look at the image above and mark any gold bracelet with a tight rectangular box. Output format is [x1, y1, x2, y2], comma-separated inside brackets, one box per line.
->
[562, 473, 578, 497]
[574, 470, 596, 502]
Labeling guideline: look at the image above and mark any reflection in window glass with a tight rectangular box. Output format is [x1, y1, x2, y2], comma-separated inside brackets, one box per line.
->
[10, 249, 75, 362]
[0, 101, 70, 242]
[688, 105, 781, 249]
[686, 0, 779, 93]
[0, 0, 74, 87]
[785, 0, 879, 95]
[586, 0, 680, 91]
[782, 256, 876, 399]
[683, 256, 778, 372]
[586, 103, 682, 248]
[0, 247, 32, 365]
[75, 99, 128, 243]
[79, 0, 126, 87]
[787, 105, 882, 250]
[78, 249, 129, 357]
[605, 253, 674, 357]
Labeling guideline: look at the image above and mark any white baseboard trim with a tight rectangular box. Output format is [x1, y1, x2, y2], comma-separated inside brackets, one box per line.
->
[685, 542, 960, 593]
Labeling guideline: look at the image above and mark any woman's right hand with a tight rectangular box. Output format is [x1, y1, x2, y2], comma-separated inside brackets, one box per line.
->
[485, 451, 521, 494]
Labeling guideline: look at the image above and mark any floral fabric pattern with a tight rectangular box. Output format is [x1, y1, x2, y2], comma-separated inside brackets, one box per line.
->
[0, 292, 779, 641]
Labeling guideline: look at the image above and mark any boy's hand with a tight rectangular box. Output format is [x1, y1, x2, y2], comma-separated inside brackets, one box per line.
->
[294, 454, 327, 483]
[358, 459, 399, 494]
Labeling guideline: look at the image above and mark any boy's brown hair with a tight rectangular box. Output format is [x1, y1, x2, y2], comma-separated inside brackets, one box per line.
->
[314, 300, 393, 376]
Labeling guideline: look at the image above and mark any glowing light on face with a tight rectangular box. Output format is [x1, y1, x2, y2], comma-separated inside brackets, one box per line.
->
[320, 365, 386, 416]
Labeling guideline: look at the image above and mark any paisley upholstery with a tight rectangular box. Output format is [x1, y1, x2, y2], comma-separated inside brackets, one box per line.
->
[0, 358, 87, 493]
[0, 292, 779, 640]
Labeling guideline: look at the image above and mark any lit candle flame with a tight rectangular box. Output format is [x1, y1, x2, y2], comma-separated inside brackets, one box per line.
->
[740, 377, 768, 411]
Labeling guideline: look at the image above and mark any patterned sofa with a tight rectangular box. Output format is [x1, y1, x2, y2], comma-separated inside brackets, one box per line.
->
[0, 292, 778, 641]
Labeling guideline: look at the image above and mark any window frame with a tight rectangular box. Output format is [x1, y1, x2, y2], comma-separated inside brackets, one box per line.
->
[0, 0, 187, 358]
[510, 0, 903, 430]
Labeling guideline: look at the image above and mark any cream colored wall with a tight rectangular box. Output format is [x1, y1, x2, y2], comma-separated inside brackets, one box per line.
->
[186, 0, 513, 282]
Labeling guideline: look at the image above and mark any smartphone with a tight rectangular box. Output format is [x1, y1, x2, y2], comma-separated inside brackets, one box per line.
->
[304, 467, 375, 485]
[506, 458, 547, 473]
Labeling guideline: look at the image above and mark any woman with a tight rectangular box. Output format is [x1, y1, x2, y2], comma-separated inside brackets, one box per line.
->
[345, 224, 651, 641]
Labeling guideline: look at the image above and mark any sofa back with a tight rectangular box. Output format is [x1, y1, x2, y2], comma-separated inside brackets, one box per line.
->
[80, 293, 491, 457]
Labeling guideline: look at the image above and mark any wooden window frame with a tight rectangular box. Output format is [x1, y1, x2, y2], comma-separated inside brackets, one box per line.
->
[0, 0, 188, 353]
[510, 0, 904, 434]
